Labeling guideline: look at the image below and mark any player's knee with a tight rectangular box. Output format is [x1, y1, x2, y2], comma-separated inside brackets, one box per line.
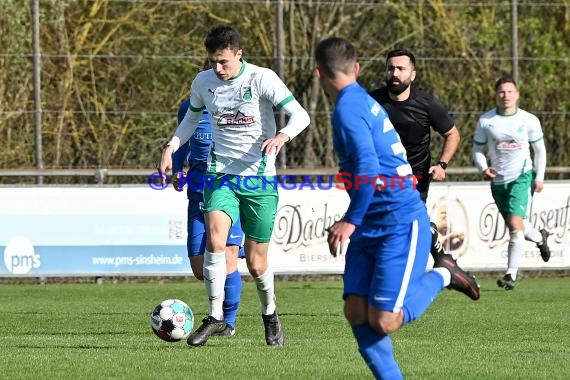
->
[369, 312, 403, 335]
[206, 237, 227, 253]
[246, 262, 265, 277]
[343, 297, 368, 326]
[225, 246, 239, 271]
[245, 248, 269, 277]
[245, 254, 266, 277]
[189, 258, 204, 281]
[344, 306, 367, 326]
[191, 266, 204, 281]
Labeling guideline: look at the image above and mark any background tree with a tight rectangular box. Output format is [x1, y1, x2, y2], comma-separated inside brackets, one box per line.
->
[1, 0, 569, 183]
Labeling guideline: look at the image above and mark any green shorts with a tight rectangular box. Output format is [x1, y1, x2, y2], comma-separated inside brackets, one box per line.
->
[491, 171, 533, 219]
[203, 173, 279, 243]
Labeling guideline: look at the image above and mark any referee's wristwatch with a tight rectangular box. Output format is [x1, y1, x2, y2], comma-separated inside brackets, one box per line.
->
[436, 161, 448, 170]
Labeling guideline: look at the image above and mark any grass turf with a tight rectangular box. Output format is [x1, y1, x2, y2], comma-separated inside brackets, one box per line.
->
[0, 277, 568, 379]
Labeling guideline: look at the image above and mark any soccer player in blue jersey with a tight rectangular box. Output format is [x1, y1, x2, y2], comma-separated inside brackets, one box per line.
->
[171, 99, 245, 336]
[314, 37, 480, 379]
[159, 25, 310, 347]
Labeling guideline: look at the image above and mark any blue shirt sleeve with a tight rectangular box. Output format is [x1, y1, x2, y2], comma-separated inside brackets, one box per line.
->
[171, 99, 191, 173]
[334, 108, 380, 226]
[171, 141, 188, 173]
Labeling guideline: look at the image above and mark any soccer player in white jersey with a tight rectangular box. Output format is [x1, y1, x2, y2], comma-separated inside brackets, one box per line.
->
[473, 75, 550, 290]
[159, 25, 310, 346]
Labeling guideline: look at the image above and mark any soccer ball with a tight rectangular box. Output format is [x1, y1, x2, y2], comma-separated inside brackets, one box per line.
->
[150, 299, 194, 342]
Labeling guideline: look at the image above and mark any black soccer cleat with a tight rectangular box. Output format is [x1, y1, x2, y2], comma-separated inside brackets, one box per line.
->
[537, 229, 551, 262]
[497, 274, 516, 290]
[430, 222, 446, 260]
[262, 311, 284, 346]
[434, 254, 480, 300]
[186, 316, 226, 347]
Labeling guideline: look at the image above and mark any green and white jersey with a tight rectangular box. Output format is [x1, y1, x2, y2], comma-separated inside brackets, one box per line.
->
[473, 107, 544, 184]
[187, 60, 295, 176]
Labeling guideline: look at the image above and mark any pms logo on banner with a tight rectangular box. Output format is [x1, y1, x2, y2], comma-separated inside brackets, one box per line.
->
[3, 235, 41, 275]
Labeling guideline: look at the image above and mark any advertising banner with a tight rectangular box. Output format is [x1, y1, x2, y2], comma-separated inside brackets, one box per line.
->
[425, 183, 569, 270]
[0, 187, 190, 276]
[1, 182, 568, 277]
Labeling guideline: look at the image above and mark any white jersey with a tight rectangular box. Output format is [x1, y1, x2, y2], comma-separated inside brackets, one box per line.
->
[187, 61, 295, 176]
[473, 107, 544, 184]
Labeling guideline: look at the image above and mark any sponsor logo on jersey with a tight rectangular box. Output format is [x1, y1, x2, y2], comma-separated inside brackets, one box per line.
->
[218, 110, 255, 126]
[496, 140, 522, 150]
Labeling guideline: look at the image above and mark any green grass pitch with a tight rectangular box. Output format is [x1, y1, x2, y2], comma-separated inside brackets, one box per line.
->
[0, 277, 568, 379]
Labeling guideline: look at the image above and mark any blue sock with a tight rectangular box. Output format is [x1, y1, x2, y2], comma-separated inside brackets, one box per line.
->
[402, 271, 444, 325]
[223, 270, 242, 329]
[352, 324, 403, 380]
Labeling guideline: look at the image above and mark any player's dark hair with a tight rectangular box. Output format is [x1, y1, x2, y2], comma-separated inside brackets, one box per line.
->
[314, 37, 357, 79]
[386, 49, 416, 68]
[205, 25, 241, 53]
[495, 74, 517, 91]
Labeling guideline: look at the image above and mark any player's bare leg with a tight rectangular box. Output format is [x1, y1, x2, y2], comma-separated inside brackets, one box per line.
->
[246, 239, 284, 346]
[187, 211, 230, 347]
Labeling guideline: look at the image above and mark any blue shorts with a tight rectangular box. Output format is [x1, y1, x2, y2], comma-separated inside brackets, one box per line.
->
[187, 200, 245, 258]
[343, 211, 431, 313]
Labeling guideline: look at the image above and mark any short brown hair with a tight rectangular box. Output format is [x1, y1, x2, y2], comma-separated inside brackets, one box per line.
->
[314, 37, 357, 78]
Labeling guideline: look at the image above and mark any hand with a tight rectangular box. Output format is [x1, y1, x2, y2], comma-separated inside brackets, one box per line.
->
[172, 171, 186, 192]
[327, 220, 355, 257]
[158, 146, 174, 186]
[261, 133, 290, 155]
[429, 165, 446, 181]
[533, 180, 544, 193]
[483, 167, 497, 180]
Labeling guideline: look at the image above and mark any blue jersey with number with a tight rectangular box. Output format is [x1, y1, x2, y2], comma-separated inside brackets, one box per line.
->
[172, 99, 211, 201]
[332, 83, 425, 227]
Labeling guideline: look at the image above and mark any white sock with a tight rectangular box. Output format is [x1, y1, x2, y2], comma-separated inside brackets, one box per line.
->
[432, 267, 451, 287]
[203, 250, 226, 320]
[254, 268, 276, 315]
[506, 230, 525, 281]
[523, 221, 542, 244]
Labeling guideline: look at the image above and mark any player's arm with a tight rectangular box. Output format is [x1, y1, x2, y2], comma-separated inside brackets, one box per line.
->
[528, 115, 546, 192]
[171, 140, 189, 192]
[472, 142, 492, 177]
[472, 121, 494, 180]
[278, 100, 311, 141]
[170, 100, 193, 191]
[172, 100, 191, 173]
[428, 97, 460, 180]
[327, 110, 377, 256]
[531, 139, 546, 192]
[159, 92, 203, 179]
[531, 135, 546, 193]
[337, 112, 379, 227]
[430, 125, 460, 180]
[258, 70, 310, 154]
[159, 108, 202, 181]
[262, 99, 310, 155]
[171, 142, 187, 173]
[166, 101, 203, 153]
